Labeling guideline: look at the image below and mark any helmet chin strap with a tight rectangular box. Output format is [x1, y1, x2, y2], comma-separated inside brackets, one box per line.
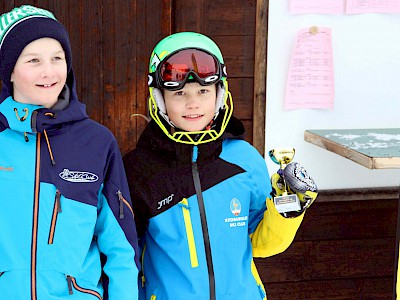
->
[148, 87, 233, 145]
[152, 82, 226, 129]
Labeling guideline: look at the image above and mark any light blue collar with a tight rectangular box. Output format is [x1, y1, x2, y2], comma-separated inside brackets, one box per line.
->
[0, 96, 43, 133]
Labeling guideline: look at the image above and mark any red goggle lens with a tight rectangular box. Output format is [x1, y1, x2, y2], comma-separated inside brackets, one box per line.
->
[159, 49, 219, 83]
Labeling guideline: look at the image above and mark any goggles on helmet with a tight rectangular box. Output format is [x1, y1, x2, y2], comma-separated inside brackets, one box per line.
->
[148, 48, 226, 91]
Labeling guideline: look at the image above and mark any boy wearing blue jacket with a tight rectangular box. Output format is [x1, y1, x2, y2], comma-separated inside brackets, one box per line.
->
[123, 32, 318, 300]
[0, 5, 139, 299]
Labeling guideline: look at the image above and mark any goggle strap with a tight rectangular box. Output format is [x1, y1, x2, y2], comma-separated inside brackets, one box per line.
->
[148, 73, 158, 87]
[221, 64, 227, 77]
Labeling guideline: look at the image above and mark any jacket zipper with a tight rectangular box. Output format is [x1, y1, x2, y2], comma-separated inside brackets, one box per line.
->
[48, 189, 62, 244]
[31, 132, 41, 300]
[140, 244, 147, 288]
[66, 275, 102, 299]
[179, 198, 199, 268]
[116, 190, 134, 219]
[191, 146, 215, 300]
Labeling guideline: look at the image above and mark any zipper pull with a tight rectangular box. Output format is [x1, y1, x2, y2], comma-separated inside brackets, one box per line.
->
[66, 275, 73, 295]
[55, 190, 62, 213]
[179, 199, 190, 210]
[141, 271, 145, 287]
[116, 190, 125, 219]
[23, 132, 29, 142]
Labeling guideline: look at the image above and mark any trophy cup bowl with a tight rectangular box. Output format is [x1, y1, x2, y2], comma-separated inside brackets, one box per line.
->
[269, 148, 295, 169]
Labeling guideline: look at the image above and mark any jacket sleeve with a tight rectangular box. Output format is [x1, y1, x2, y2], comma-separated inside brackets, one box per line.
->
[94, 140, 140, 300]
[251, 197, 304, 257]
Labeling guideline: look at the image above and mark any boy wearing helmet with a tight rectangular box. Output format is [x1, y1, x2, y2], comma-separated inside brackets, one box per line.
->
[0, 5, 139, 299]
[123, 32, 317, 300]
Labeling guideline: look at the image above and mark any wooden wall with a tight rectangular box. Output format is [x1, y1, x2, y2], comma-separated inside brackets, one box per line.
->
[0, 0, 260, 155]
[257, 187, 399, 300]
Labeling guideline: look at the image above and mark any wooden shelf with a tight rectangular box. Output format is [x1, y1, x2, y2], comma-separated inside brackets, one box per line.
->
[304, 128, 400, 169]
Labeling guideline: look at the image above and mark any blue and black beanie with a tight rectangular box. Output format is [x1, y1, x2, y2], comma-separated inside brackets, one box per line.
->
[0, 5, 72, 92]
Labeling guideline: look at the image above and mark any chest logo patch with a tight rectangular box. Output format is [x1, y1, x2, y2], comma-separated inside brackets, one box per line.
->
[230, 198, 242, 216]
[59, 169, 99, 183]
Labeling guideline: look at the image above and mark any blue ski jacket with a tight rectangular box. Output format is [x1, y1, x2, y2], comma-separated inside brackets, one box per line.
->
[123, 117, 304, 300]
[0, 70, 139, 299]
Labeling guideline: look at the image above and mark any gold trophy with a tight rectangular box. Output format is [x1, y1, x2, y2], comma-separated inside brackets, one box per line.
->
[268, 148, 301, 213]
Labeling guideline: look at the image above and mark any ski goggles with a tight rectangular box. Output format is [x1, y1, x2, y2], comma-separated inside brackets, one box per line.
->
[148, 48, 226, 91]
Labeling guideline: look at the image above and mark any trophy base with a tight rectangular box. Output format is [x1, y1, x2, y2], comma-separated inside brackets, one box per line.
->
[274, 194, 301, 213]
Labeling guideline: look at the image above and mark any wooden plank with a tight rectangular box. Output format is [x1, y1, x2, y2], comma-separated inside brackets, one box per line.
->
[174, 0, 256, 34]
[255, 238, 395, 282]
[242, 120, 253, 144]
[253, 0, 268, 156]
[161, 0, 173, 36]
[123, 0, 168, 154]
[174, 0, 204, 32]
[100, 0, 116, 138]
[375, 156, 400, 169]
[213, 35, 255, 78]
[305, 130, 374, 169]
[62, 3, 83, 110]
[79, 0, 103, 124]
[317, 186, 399, 203]
[111, 0, 137, 156]
[264, 277, 393, 300]
[309, 128, 400, 158]
[305, 129, 400, 169]
[296, 199, 397, 241]
[228, 78, 253, 120]
[203, 0, 256, 35]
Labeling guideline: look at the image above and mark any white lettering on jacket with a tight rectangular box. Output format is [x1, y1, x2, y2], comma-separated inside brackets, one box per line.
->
[59, 169, 98, 183]
[157, 194, 174, 210]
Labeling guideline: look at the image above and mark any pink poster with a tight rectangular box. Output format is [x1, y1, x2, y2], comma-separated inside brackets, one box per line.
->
[284, 27, 334, 110]
[290, 0, 344, 14]
[346, 0, 400, 14]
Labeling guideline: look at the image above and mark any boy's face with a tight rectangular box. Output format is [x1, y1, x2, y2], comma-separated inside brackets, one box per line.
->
[11, 37, 67, 108]
[164, 82, 217, 132]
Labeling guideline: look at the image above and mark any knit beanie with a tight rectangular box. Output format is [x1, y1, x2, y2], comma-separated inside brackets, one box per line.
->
[0, 5, 72, 92]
